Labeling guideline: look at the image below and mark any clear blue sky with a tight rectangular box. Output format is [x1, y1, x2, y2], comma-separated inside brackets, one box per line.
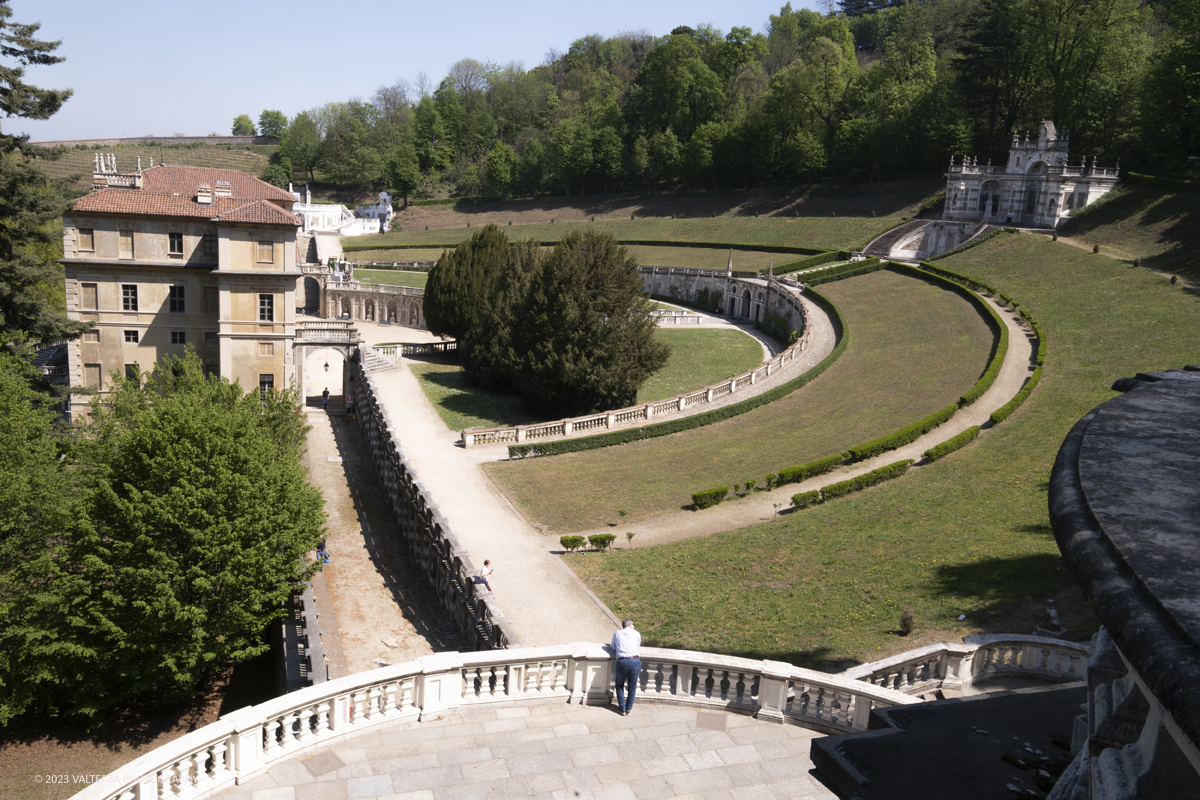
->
[13, 0, 819, 142]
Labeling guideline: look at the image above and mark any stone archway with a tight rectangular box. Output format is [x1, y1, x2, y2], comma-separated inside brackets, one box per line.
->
[742, 288, 751, 319]
[387, 301, 398, 322]
[408, 302, 418, 326]
[364, 300, 375, 321]
[979, 180, 1001, 216]
[340, 297, 351, 318]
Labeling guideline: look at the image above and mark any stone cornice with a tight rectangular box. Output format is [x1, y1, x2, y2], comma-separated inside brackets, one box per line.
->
[1048, 371, 1200, 751]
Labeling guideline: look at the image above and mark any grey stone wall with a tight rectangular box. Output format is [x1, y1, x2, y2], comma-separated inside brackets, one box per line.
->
[28, 135, 280, 147]
[352, 363, 521, 651]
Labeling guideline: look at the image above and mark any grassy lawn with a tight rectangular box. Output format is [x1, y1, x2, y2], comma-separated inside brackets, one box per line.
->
[637, 329, 764, 404]
[350, 248, 448, 262]
[354, 268, 428, 289]
[566, 233, 1199, 669]
[409, 328, 765, 432]
[1058, 185, 1200, 283]
[349, 215, 912, 253]
[485, 268, 993, 532]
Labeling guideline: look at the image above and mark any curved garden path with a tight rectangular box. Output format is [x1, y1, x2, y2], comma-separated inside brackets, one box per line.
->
[345, 277, 1034, 644]
[568, 292, 1036, 547]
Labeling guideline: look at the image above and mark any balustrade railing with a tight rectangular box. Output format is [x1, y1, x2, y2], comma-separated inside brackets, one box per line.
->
[374, 341, 458, 357]
[68, 644, 920, 800]
[838, 635, 1091, 697]
[463, 285, 813, 449]
[296, 322, 358, 344]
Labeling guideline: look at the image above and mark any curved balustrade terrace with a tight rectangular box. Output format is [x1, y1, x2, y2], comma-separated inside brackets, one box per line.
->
[67, 636, 1091, 800]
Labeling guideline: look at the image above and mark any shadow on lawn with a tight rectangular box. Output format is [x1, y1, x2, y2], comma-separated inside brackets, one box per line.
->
[933, 552, 1071, 614]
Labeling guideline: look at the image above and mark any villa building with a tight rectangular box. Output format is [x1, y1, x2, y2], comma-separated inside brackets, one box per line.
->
[943, 121, 1120, 228]
[60, 157, 302, 420]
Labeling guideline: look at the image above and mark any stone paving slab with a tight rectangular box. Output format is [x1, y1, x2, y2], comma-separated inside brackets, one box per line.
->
[214, 702, 837, 800]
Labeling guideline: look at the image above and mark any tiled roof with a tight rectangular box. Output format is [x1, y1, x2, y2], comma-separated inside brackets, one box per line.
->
[70, 165, 300, 226]
[140, 165, 296, 202]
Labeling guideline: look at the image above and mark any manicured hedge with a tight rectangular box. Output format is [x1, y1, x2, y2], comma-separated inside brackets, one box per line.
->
[588, 533, 617, 550]
[803, 257, 885, 287]
[777, 453, 848, 486]
[560, 535, 586, 552]
[845, 404, 958, 463]
[343, 243, 458, 253]
[923, 426, 981, 462]
[507, 286, 850, 458]
[692, 487, 729, 509]
[791, 490, 820, 509]
[820, 460, 914, 502]
[775, 250, 842, 276]
[990, 365, 1044, 425]
[621, 240, 826, 256]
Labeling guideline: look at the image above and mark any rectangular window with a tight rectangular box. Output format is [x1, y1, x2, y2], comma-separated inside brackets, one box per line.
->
[204, 364, 219, 378]
[168, 232, 184, 255]
[258, 294, 274, 322]
[125, 364, 138, 379]
[124, 330, 139, 343]
[258, 341, 274, 357]
[204, 331, 218, 344]
[84, 363, 101, 388]
[83, 330, 100, 343]
[170, 331, 186, 345]
[257, 240, 274, 264]
[259, 373, 274, 396]
[119, 230, 134, 259]
[169, 285, 185, 313]
[202, 234, 218, 256]
[78, 228, 94, 252]
[122, 284, 138, 312]
[203, 286, 218, 313]
[81, 282, 98, 311]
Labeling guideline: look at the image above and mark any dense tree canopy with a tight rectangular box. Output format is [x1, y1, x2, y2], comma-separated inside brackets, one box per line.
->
[425, 226, 669, 415]
[231, 114, 256, 136]
[0, 351, 325, 724]
[277, 0, 1190, 197]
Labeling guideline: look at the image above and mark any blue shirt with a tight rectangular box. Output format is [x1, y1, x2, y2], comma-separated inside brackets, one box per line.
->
[611, 627, 641, 658]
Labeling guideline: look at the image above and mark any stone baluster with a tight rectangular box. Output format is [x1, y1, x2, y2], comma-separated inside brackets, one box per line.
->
[755, 661, 795, 723]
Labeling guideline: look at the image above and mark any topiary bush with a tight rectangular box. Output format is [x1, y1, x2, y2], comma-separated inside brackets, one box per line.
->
[778, 453, 848, 486]
[791, 490, 820, 509]
[923, 426, 981, 462]
[560, 535, 586, 552]
[692, 486, 729, 509]
[588, 533, 616, 551]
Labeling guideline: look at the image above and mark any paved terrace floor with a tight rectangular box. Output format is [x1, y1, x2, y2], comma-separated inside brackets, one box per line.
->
[214, 702, 837, 800]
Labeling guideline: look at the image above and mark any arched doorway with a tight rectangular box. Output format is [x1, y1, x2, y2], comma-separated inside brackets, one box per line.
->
[408, 302, 418, 326]
[387, 301, 398, 322]
[340, 297, 351, 318]
[364, 300, 375, 321]
[742, 288, 751, 319]
[302, 346, 348, 409]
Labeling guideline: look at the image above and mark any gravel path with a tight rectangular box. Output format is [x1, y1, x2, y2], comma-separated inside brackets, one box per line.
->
[567, 293, 1036, 546]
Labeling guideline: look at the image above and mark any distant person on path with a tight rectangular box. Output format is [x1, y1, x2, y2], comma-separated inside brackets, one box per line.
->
[316, 539, 329, 565]
[346, 394, 355, 419]
[322, 387, 329, 410]
[611, 618, 641, 716]
[476, 559, 494, 592]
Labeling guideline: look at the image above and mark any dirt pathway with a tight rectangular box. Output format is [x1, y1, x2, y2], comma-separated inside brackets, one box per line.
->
[567, 293, 1036, 546]
[304, 410, 462, 674]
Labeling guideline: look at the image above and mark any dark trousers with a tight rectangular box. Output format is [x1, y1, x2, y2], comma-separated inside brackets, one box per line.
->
[614, 657, 640, 711]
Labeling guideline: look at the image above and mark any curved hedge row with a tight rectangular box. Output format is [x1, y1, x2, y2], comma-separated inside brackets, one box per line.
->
[990, 365, 1044, 425]
[845, 403, 959, 463]
[777, 452, 848, 487]
[507, 286, 850, 459]
[803, 257, 885, 287]
[928, 228, 1014, 262]
[923, 425, 981, 462]
[792, 460, 913, 507]
[775, 250, 847, 275]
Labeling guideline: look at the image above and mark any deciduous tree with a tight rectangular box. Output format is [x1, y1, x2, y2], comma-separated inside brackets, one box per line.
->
[231, 114, 256, 135]
[257, 109, 288, 138]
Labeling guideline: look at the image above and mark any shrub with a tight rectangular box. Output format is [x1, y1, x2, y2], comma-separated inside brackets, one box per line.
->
[821, 460, 913, 502]
[923, 425, 981, 462]
[990, 366, 1043, 425]
[1172, 275, 1178, 284]
[845, 405, 957, 462]
[588, 534, 616, 551]
[1133, 257, 1140, 267]
[778, 453, 848, 486]
[626, 532, 636, 547]
[692, 486, 729, 509]
[765, 473, 777, 490]
[1092, 243, 1100, 253]
[900, 607, 915, 635]
[560, 535, 586, 552]
[745, 479, 756, 494]
[791, 490, 820, 509]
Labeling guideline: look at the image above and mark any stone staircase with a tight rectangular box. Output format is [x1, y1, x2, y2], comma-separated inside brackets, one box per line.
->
[360, 345, 397, 374]
[864, 219, 931, 259]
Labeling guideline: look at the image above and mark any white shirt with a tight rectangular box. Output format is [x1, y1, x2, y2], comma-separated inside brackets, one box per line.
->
[611, 627, 641, 659]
